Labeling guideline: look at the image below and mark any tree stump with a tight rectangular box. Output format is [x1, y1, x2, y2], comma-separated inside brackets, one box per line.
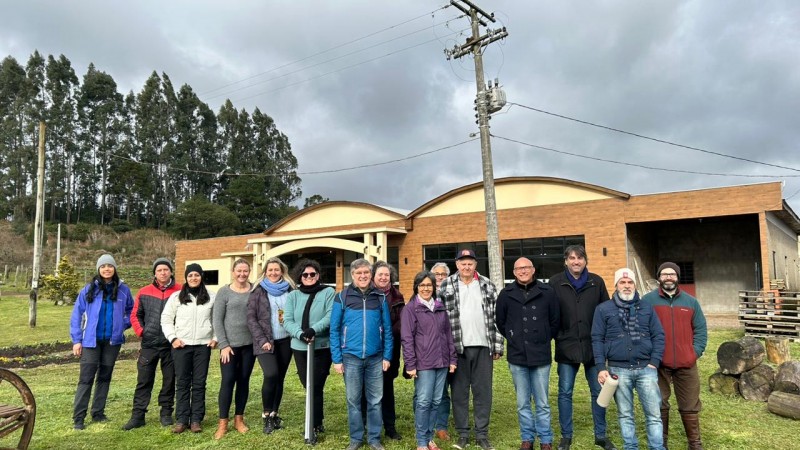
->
[774, 361, 800, 394]
[717, 336, 765, 375]
[767, 391, 800, 419]
[766, 337, 791, 365]
[708, 371, 741, 397]
[740, 364, 775, 402]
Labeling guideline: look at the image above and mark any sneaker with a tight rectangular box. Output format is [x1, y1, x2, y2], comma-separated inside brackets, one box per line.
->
[262, 415, 275, 434]
[73, 420, 85, 430]
[346, 442, 362, 450]
[369, 444, 385, 450]
[436, 429, 451, 441]
[557, 438, 572, 450]
[122, 417, 145, 431]
[476, 438, 495, 450]
[160, 414, 174, 427]
[92, 414, 110, 423]
[594, 437, 618, 450]
[274, 415, 284, 429]
[386, 429, 402, 440]
[429, 441, 442, 450]
[520, 442, 533, 450]
[453, 436, 469, 449]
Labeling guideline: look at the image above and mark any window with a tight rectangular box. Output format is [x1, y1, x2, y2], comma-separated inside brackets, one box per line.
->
[675, 262, 695, 284]
[203, 270, 219, 286]
[423, 242, 489, 277]
[502, 235, 585, 281]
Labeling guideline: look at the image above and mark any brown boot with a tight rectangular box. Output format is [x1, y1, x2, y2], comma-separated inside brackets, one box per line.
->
[234, 414, 249, 433]
[214, 419, 229, 440]
[660, 409, 670, 450]
[681, 413, 704, 450]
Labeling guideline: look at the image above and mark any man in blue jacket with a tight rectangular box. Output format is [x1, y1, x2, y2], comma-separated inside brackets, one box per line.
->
[592, 268, 665, 450]
[331, 258, 393, 450]
[496, 257, 560, 450]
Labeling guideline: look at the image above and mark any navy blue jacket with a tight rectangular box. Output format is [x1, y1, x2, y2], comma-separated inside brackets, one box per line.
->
[495, 280, 560, 367]
[591, 292, 665, 369]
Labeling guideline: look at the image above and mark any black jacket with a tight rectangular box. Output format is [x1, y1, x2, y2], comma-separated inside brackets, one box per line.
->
[549, 270, 609, 365]
[495, 280, 560, 367]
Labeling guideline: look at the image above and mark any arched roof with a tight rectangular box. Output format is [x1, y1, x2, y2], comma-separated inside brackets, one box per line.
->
[264, 201, 407, 235]
[408, 176, 630, 218]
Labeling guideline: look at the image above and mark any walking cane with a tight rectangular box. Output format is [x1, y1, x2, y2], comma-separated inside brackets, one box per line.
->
[304, 338, 316, 445]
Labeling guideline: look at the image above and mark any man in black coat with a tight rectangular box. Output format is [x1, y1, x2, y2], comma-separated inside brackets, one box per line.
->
[496, 257, 559, 450]
[549, 245, 617, 450]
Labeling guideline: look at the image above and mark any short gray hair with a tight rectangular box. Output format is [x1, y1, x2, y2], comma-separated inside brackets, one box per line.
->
[350, 258, 373, 275]
[431, 262, 450, 275]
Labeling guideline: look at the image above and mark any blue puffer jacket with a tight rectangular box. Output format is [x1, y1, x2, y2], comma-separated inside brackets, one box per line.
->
[591, 292, 665, 369]
[330, 285, 393, 363]
[70, 280, 134, 347]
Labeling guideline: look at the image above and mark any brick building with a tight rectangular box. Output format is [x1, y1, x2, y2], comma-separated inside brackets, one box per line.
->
[175, 177, 800, 313]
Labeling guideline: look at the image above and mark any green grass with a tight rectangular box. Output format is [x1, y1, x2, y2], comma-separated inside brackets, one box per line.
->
[0, 297, 798, 449]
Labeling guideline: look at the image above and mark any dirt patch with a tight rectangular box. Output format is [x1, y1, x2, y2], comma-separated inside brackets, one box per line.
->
[0, 341, 141, 369]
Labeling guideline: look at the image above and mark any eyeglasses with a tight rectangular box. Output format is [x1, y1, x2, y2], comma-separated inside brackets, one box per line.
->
[418, 284, 434, 289]
[301, 272, 318, 279]
[433, 272, 448, 278]
[513, 266, 533, 272]
[660, 273, 678, 278]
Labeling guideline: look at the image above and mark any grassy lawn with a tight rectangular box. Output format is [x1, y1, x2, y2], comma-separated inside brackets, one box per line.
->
[0, 296, 798, 449]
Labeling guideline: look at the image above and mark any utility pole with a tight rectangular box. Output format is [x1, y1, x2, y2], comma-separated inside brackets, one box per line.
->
[30, 121, 46, 327]
[445, 0, 508, 289]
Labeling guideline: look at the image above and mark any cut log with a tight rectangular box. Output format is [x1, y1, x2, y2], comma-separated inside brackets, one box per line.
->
[708, 371, 741, 397]
[774, 361, 800, 394]
[717, 336, 765, 375]
[766, 337, 791, 365]
[767, 391, 800, 419]
[740, 364, 775, 402]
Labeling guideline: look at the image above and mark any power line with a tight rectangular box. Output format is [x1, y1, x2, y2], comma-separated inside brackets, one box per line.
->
[491, 134, 800, 178]
[103, 138, 477, 178]
[507, 102, 800, 173]
[204, 16, 466, 102]
[199, 4, 451, 97]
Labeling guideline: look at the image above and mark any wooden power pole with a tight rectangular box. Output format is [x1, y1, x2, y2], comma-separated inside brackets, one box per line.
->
[30, 121, 46, 327]
[446, 0, 508, 289]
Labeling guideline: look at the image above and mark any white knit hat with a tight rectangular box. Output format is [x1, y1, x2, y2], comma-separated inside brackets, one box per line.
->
[614, 268, 636, 287]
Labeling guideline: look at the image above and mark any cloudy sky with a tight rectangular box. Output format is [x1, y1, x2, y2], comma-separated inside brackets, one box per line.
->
[2, 1, 799, 214]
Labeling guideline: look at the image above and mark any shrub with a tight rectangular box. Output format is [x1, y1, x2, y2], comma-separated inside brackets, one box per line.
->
[109, 219, 134, 233]
[39, 256, 82, 305]
[71, 222, 92, 241]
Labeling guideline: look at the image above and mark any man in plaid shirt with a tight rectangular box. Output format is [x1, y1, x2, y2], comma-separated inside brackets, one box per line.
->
[437, 249, 503, 450]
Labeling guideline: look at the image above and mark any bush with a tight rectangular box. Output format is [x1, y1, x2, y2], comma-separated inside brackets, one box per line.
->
[71, 222, 92, 241]
[109, 219, 134, 233]
[39, 256, 82, 305]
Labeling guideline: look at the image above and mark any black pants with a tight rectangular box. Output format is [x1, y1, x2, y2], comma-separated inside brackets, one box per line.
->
[361, 370, 398, 432]
[452, 346, 493, 439]
[73, 340, 121, 422]
[293, 347, 332, 428]
[256, 337, 292, 414]
[131, 346, 175, 419]
[218, 344, 256, 418]
[173, 345, 211, 425]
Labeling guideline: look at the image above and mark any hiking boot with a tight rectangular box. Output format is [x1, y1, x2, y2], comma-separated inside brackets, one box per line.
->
[519, 441, 533, 450]
[262, 415, 275, 434]
[274, 415, 284, 429]
[92, 413, 110, 423]
[173, 423, 187, 434]
[453, 436, 469, 449]
[160, 415, 174, 426]
[234, 414, 249, 433]
[214, 418, 229, 440]
[190, 422, 202, 433]
[73, 419, 85, 430]
[436, 429, 451, 441]
[122, 417, 146, 431]
[594, 437, 618, 450]
[476, 438, 495, 450]
[557, 437, 572, 450]
[386, 429, 402, 440]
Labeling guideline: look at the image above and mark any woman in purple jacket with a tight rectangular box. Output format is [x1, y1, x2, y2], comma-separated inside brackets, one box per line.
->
[401, 271, 457, 450]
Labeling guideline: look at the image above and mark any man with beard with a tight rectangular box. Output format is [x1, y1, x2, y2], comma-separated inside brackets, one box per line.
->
[123, 258, 182, 430]
[550, 245, 616, 450]
[592, 268, 665, 450]
[642, 263, 707, 450]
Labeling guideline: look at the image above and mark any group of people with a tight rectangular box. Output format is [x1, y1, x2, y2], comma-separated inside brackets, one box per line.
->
[68, 245, 707, 450]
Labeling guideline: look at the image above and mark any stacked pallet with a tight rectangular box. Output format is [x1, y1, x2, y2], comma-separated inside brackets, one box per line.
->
[738, 290, 800, 341]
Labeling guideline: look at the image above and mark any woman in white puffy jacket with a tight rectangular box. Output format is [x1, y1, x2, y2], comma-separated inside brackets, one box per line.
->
[161, 263, 217, 434]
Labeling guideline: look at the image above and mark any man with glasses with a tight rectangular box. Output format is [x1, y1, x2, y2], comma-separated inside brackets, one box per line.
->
[549, 246, 616, 450]
[437, 249, 503, 450]
[429, 262, 452, 442]
[642, 263, 707, 450]
[496, 257, 560, 450]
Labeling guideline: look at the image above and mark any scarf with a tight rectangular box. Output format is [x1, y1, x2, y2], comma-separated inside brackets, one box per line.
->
[613, 291, 642, 342]
[567, 268, 589, 291]
[261, 278, 290, 297]
[417, 295, 435, 311]
[186, 285, 201, 298]
[299, 282, 326, 330]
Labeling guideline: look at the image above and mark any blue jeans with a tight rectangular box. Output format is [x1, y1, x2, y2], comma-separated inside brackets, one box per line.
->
[414, 368, 447, 447]
[434, 375, 450, 431]
[343, 353, 384, 445]
[509, 363, 553, 444]
[557, 362, 606, 438]
[613, 366, 664, 450]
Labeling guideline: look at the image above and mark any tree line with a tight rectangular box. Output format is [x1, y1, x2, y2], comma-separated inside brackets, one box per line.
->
[0, 51, 307, 238]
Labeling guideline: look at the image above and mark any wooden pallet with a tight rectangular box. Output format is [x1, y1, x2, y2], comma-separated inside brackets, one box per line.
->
[739, 290, 800, 341]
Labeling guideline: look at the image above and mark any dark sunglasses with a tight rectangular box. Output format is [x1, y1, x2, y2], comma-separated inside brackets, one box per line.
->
[301, 272, 318, 279]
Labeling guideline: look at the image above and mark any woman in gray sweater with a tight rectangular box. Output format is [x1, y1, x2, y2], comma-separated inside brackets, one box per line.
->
[212, 258, 255, 439]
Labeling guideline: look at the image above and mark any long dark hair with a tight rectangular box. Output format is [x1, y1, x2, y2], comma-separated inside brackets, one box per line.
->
[178, 280, 211, 305]
[86, 273, 120, 303]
